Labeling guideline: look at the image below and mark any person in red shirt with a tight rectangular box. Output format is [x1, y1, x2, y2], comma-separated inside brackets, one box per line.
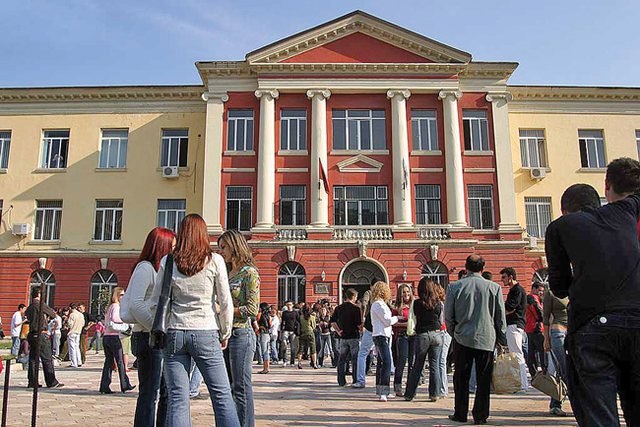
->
[525, 283, 545, 377]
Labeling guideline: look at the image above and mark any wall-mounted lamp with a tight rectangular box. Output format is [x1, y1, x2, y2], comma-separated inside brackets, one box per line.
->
[321, 270, 326, 281]
[402, 269, 408, 280]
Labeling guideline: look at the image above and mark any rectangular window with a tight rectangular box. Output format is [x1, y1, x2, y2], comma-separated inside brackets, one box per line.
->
[415, 184, 442, 224]
[157, 199, 186, 232]
[333, 185, 389, 226]
[462, 110, 490, 151]
[94, 200, 123, 241]
[279, 185, 307, 226]
[636, 130, 640, 160]
[41, 130, 69, 169]
[524, 197, 552, 238]
[578, 130, 606, 168]
[411, 110, 438, 151]
[34, 200, 63, 240]
[280, 109, 307, 151]
[0, 131, 11, 169]
[519, 129, 547, 168]
[332, 109, 386, 150]
[227, 110, 254, 152]
[99, 129, 128, 169]
[467, 185, 494, 230]
[160, 129, 188, 167]
[226, 186, 252, 231]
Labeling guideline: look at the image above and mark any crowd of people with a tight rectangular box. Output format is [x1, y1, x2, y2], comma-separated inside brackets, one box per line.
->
[12, 156, 640, 427]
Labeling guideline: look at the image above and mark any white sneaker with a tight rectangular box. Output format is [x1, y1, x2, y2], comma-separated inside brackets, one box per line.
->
[378, 395, 387, 402]
[387, 393, 396, 399]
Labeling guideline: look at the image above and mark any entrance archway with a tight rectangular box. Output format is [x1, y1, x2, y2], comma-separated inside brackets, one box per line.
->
[339, 259, 387, 303]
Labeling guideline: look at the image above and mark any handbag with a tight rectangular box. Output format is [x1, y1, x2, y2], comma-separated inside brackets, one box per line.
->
[406, 300, 416, 337]
[149, 254, 174, 350]
[531, 351, 567, 402]
[492, 351, 522, 394]
[107, 305, 130, 333]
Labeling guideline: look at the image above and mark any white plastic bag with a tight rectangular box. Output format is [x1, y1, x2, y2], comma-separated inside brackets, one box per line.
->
[492, 352, 522, 394]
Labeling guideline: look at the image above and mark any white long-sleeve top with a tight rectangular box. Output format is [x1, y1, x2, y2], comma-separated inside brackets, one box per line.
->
[150, 253, 234, 341]
[122, 261, 157, 332]
[370, 300, 399, 338]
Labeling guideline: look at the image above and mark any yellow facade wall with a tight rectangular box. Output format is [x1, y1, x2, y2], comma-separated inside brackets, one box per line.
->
[0, 112, 206, 252]
[509, 111, 640, 235]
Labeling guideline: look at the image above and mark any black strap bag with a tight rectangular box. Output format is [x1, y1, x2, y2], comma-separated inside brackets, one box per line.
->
[149, 254, 174, 350]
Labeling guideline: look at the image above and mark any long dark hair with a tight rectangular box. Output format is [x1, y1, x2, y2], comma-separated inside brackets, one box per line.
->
[301, 303, 311, 320]
[417, 277, 440, 310]
[135, 227, 176, 272]
[174, 214, 212, 276]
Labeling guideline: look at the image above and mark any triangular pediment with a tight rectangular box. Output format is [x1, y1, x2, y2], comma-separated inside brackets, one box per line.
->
[246, 11, 471, 65]
[337, 155, 384, 173]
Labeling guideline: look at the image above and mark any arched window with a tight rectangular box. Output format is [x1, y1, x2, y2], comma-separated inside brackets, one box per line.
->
[532, 268, 549, 286]
[277, 262, 306, 308]
[341, 260, 386, 301]
[30, 269, 56, 307]
[421, 261, 449, 288]
[90, 270, 118, 315]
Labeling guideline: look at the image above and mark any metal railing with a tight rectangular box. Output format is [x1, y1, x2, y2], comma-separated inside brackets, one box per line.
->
[332, 226, 394, 240]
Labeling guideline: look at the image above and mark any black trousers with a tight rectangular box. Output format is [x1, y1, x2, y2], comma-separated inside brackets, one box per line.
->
[100, 335, 132, 392]
[453, 341, 494, 423]
[526, 331, 546, 377]
[27, 333, 58, 387]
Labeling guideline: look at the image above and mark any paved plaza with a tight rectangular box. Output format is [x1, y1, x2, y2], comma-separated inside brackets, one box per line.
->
[0, 352, 585, 427]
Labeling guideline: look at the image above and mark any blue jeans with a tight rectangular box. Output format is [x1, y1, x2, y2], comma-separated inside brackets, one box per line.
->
[393, 332, 415, 391]
[269, 335, 279, 363]
[438, 331, 452, 396]
[373, 335, 392, 396]
[337, 338, 359, 386]
[258, 333, 270, 363]
[132, 332, 167, 427]
[356, 330, 374, 386]
[189, 363, 203, 397]
[11, 336, 20, 356]
[404, 331, 442, 399]
[548, 328, 567, 410]
[164, 329, 239, 427]
[225, 328, 256, 427]
[566, 316, 640, 427]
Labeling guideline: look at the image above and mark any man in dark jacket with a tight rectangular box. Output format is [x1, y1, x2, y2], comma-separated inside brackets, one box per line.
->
[501, 267, 528, 391]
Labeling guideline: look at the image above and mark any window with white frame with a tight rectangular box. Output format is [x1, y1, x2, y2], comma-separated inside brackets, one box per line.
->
[524, 197, 552, 238]
[415, 184, 442, 225]
[421, 261, 449, 288]
[411, 110, 438, 151]
[462, 110, 490, 151]
[157, 199, 186, 232]
[0, 131, 10, 169]
[94, 200, 123, 241]
[280, 109, 307, 151]
[226, 187, 252, 231]
[90, 270, 118, 316]
[334, 185, 389, 226]
[160, 129, 188, 167]
[227, 110, 254, 151]
[636, 130, 640, 160]
[467, 185, 494, 230]
[30, 269, 56, 307]
[34, 200, 63, 240]
[277, 262, 306, 307]
[99, 129, 128, 169]
[578, 130, 606, 168]
[280, 186, 306, 226]
[332, 109, 386, 150]
[519, 129, 547, 168]
[41, 130, 69, 169]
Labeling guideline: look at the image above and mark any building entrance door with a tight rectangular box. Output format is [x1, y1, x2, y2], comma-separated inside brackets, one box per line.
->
[340, 260, 386, 302]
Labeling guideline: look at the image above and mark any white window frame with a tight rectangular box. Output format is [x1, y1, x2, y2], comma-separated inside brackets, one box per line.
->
[41, 130, 69, 169]
[578, 130, 606, 169]
[94, 200, 124, 241]
[421, 261, 449, 288]
[99, 129, 128, 169]
[332, 109, 386, 151]
[0, 130, 10, 170]
[279, 186, 307, 226]
[524, 197, 552, 239]
[415, 184, 442, 225]
[33, 200, 63, 241]
[277, 262, 306, 306]
[463, 110, 490, 151]
[227, 110, 255, 152]
[225, 186, 253, 231]
[467, 185, 495, 230]
[90, 270, 118, 316]
[280, 110, 307, 151]
[519, 129, 547, 168]
[157, 199, 186, 232]
[333, 185, 389, 226]
[411, 110, 438, 151]
[160, 129, 188, 167]
[30, 269, 56, 307]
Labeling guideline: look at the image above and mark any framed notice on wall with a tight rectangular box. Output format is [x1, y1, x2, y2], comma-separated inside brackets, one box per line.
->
[314, 282, 331, 294]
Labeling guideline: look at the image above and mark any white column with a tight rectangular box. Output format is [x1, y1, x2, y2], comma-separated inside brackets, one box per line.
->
[254, 89, 279, 230]
[307, 89, 331, 228]
[387, 89, 413, 227]
[438, 90, 467, 227]
[486, 92, 521, 233]
[201, 91, 228, 234]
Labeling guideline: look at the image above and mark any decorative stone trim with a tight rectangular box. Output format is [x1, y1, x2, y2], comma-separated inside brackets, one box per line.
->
[386, 89, 411, 100]
[337, 154, 384, 173]
[0, 86, 204, 103]
[509, 85, 640, 101]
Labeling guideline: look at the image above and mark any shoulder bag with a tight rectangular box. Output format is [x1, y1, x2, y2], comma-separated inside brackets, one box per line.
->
[149, 254, 174, 350]
[531, 351, 567, 402]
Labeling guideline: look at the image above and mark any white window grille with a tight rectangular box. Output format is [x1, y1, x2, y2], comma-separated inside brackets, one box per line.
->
[421, 261, 449, 287]
[157, 199, 186, 232]
[280, 109, 307, 150]
[524, 197, 552, 238]
[277, 262, 306, 307]
[90, 270, 118, 315]
[463, 110, 489, 151]
[227, 110, 254, 151]
[411, 110, 438, 151]
[99, 129, 128, 168]
[578, 130, 606, 168]
[519, 129, 547, 168]
[94, 200, 123, 241]
[160, 129, 188, 167]
[0, 130, 11, 169]
[334, 185, 389, 226]
[41, 130, 69, 169]
[332, 109, 386, 150]
[30, 269, 56, 307]
[34, 200, 63, 240]
[467, 185, 494, 230]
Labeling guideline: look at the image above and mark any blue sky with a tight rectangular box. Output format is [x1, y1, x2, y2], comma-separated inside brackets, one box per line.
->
[1, 0, 639, 88]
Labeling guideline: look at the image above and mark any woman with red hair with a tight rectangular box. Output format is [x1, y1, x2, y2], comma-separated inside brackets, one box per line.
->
[151, 214, 238, 427]
[121, 227, 175, 427]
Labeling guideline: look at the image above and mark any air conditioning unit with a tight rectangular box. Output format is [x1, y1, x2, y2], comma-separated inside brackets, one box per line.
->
[162, 166, 179, 179]
[12, 223, 31, 236]
[530, 167, 547, 180]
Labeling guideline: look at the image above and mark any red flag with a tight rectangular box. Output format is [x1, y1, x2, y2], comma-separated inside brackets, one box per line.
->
[319, 158, 329, 193]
